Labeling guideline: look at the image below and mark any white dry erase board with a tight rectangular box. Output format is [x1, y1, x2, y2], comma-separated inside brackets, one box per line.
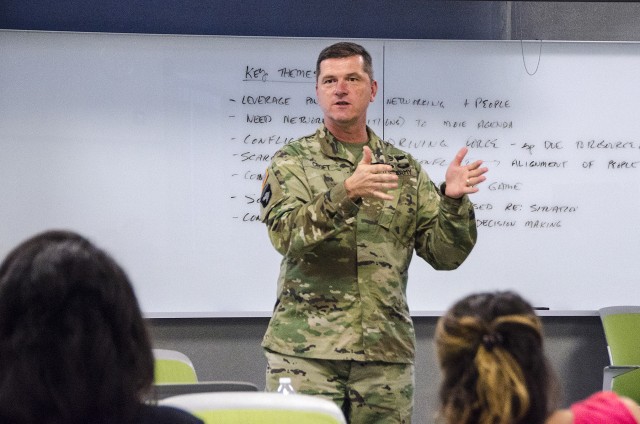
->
[2, 30, 640, 316]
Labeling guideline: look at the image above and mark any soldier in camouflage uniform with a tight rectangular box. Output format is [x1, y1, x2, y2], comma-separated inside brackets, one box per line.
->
[259, 42, 488, 423]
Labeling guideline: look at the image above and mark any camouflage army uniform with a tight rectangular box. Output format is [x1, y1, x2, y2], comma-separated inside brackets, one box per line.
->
[259, 125, 476, 422]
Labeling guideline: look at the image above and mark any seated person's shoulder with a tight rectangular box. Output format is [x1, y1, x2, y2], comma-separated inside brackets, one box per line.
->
[549, 392, 640, 424]
[546, 409, 573, 424]
[619, 396, 640, 423]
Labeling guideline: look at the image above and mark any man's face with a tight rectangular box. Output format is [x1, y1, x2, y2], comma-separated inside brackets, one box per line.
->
[315, 55, 377, 129]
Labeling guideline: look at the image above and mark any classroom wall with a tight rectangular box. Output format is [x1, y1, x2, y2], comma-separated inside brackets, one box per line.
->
[510, 2, 640, 41]
[2, 1, 638, 422]
[0, 0, 507, 39]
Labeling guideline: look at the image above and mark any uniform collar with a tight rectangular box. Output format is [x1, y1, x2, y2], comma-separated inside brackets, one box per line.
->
[317, 125, 385, 164]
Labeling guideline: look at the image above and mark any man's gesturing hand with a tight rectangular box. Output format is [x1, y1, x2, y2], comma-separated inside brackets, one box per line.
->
[344, 146, 399, 201]
[444, 147, 488, 199]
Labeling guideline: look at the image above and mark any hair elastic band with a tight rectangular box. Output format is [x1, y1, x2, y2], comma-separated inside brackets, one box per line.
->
[481, 332, 504, 350]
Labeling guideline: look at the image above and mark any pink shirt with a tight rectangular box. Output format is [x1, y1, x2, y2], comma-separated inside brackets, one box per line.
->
[571, 391, 636, 424]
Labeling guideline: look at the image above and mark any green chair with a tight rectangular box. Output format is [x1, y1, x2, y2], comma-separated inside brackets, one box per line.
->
[159, 392, 347, 424]
[153, 349, 198, 384]
[599, 306, 640, 403]
[154, 381, 259, 400]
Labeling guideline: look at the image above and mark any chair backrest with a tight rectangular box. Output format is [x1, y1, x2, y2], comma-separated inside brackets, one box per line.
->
[599, 306, 640, 365]
[160, 392, 347, 424]
[153, 381, 259, 400]
[153, 348, 198, 384]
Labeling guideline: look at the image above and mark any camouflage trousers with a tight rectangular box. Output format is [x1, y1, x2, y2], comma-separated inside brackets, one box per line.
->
[264, 349, 414, 424]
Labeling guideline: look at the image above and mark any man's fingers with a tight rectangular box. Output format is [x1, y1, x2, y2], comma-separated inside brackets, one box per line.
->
[373, 191, 395, 201]
[374, 172, 398, 182]
[361, 145, 373, 165]
[350, 147, 399, 200]
[468, 159, 483, 169]
[452, 146, 468, 166]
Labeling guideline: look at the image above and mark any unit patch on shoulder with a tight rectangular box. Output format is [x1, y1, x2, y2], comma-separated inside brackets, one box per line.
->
[260, 183, 272, 207]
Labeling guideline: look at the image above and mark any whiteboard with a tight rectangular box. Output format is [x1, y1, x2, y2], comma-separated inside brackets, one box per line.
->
[1, 31, 639, 316]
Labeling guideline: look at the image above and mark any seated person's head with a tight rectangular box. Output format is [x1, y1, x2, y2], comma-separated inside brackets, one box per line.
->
[0, 230, 154, 423]
[435, 291, 559, 424]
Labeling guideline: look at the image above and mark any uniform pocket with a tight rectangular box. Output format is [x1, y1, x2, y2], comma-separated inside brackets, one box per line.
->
[377, 176, 416, 247]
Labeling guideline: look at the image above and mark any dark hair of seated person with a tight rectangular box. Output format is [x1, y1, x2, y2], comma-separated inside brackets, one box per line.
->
[435, 290, 561, 424]
[0, 230, 158, 423]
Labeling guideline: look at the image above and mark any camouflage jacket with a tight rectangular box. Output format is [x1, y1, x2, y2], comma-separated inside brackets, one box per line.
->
[259, 125, 477, 364]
